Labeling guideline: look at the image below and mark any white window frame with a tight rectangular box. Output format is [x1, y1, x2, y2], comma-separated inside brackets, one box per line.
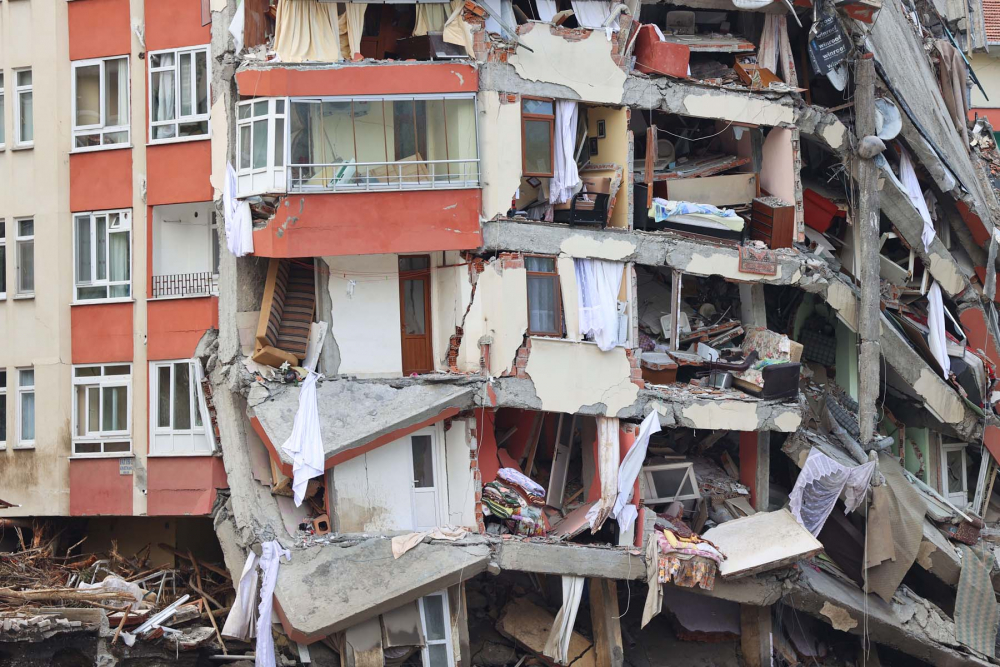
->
[148, 45, 211, 145]
[149, 359, 215, 456]
[73, 209, 132, 303]
[15, 367, 34, 449]
[0, 219, 7, 300]
[71, 56, 131, 152]
[235, 97, 287, 197]
[418, 592, 455, 667]
[0, 72, 6, 150]
[0, 370, 8, 450]
[13, 68, 32, 148]
[641, 462, 701, 505]
[940, 441, 969, 508]
[71, 364, 133, 457]
[15, 217, 33, 297]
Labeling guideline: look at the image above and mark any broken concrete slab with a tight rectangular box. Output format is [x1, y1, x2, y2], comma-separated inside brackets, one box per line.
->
[702, 509, 823, 579]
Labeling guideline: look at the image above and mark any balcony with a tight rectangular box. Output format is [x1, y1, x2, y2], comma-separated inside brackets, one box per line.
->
[151, 271, 218, 299]
[151, 202, 219, 299]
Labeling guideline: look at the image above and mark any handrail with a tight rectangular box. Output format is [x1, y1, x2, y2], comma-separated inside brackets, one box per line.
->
[287, 158, 481, 193]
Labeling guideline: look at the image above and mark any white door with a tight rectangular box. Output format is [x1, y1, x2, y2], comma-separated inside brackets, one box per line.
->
[410, 433, 440, 531]
[419, 593, 454, 667]
[941, 443, 969, 508]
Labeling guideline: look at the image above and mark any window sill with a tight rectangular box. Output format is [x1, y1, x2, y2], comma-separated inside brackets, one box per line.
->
[13, 294, 34, 300]
[147, 134, 211, 147]
[11, 144, 34, 151]
[70, 452, 134, 460]
[72, 297, 134, 306]
[12, 444, 35, 450]
[148, 292, 218, 302]
[70, 143, 133, 155]
[147, 451, 217, 458]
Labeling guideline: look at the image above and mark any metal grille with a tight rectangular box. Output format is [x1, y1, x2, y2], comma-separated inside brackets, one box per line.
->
[151, 272, 217, 298]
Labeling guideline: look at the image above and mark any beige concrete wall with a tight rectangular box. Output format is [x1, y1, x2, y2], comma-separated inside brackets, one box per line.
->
[970, 52, 1000, 109]
[0, 0, 74, 516]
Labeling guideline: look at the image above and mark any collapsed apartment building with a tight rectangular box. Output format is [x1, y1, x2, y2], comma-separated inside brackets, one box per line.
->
[4, 0, 1000, 663]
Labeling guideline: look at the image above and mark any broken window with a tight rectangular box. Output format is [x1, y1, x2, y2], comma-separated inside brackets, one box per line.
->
[16, 367, 33, 448]
[149, 46, 210, 142]
[15, 218, 33, 296]
[286, 94, 479, 192]
[521, 97, 554, 178]
[642, 462, 700, 504]
[525, 255, 561, 336]
[74, 209, 131, 302]
[150, 360, 213, 455]
[72, 56, 130, 150]
[14, 68, 31, 147]
[72, 364, 132, 456]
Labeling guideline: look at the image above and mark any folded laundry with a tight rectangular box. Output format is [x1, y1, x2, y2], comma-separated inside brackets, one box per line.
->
[507, 506, 546, 537]
[497, 468, 546, 505]
[483, 481, 525, 519]
[654, 517, 724, 591]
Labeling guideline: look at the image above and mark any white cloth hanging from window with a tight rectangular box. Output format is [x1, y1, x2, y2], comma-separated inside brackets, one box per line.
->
[221, 551, 259, 641]
[575, 258, 624, 351]
[543, 576, 586, 665]
[757, 15, 797, 86]
[229, 0, 246, 53]
[274, 0, 343, 62]
[585, 417, 620, 531]
[414, 2, 451, 35]
[570, 0, 616, 39]
[280, 372, 325, 506]
[256, 541, 291, 667]
[344, 4, 367, 58]
[443, 0, 476, 58]
[788, 448, 876, 536]
[550, 101, 581, 205]
[927, 281, 952, 379]
[224, 163, 254, 257]
[612, 410, 661, 532]
[899, 147, 936, 252]
[536, 0, 558, 21]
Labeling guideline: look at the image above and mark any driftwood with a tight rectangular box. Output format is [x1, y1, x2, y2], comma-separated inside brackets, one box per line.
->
[0, 587, 138, 603]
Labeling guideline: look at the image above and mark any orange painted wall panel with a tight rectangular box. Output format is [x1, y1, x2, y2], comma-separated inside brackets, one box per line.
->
[70, 150, 133, 213]
[148, 297, 219, 361]
[960, 306, 1000, 364]
[253, 189, 482, 258]
[70, 458, 133, 516]
[71, 303, 134, 364]
[69, 0, 132, 61]
[236, 63, 478, 98]
[145, 0, 211, 52]
[147, 456, 228, 516]
[146, 142, 213, 206]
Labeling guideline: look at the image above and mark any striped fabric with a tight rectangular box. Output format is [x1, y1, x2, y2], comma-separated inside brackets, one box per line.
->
[274, 261, 315, 358]
[955, 542, 999, 657]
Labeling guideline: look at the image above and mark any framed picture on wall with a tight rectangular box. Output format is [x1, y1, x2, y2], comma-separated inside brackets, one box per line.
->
[597, 120, 606, 138]
[589, 137, 599, 155]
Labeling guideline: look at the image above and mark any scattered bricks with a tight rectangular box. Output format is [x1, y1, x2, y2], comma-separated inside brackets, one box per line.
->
[517, 22, 535, 34]
[551, 25, 590, 41]
[499, 252, 524, 269]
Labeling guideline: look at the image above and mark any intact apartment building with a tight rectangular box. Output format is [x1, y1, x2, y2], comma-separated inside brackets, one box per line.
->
[7, 0, 1000, 664]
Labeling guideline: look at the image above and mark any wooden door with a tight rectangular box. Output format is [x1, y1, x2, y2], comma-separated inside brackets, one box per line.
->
[399, 255, 433, 375]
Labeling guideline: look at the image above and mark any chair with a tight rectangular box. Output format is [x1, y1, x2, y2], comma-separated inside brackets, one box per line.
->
[554, 176, 611, 227]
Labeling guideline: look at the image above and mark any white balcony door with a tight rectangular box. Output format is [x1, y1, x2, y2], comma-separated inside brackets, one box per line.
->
[409, 431, 440, 531]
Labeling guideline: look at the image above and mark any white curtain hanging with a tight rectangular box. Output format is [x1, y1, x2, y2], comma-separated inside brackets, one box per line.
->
[611, 410, 661, 532]
[575, 258, 624, 351]
[570, 0, 616, 39]
[414, 3, 451, 35]
[543, 576, 586, 665]
[274, 0, 343, 62]
[153, 65, 175, 140]
[757, 15, 797, 86]
[221, 551, 259, 641]
[927, 281, 952, 379]
[224, 163, 255, 257]
[443, 0, 476, 57]
[229, 0, 246, 53]
[255, 541, 291, 667]
[899, 147, 936, 252]
[535, 0, 558, 21]
[550, 101, 581, 205]
[280, 372, 325, 506]
[585, 417, 620, 532]
[788, 448, 876, 536]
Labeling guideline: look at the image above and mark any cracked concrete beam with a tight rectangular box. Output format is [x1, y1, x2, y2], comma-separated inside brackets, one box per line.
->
[783, 566, 991, 667]
[481, 219, 827, 285]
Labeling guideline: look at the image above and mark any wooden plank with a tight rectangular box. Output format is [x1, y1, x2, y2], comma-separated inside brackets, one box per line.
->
[521, 412, 545, 477]
[664, 172, 757, 207]
[589, 579, 624, 667]
[652, 154, 751, 180]
[740, 604, 772, 667]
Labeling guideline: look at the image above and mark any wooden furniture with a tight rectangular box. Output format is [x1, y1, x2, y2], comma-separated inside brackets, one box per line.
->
[554, 177, 612, 227]
[749, 196, 795, 249]
[253, 259, 316, 368]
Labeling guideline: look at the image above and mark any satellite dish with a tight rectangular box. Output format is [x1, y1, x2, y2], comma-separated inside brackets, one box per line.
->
[827, 61, 848, 91]
[874, 98, 902, 140]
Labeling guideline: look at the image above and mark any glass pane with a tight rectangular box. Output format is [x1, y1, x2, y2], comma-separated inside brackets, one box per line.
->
[20, 391, 34, 441]
[19, 91, 33, 143]
[276, 99, 285, 113]
[16, 70, 31, 87]
[157, 365, 171, 428]
[104, 441, 130, 453]
[238, 104, 251, 120]
[74, 367, 100, 378]
[109, 231, 129, 284]
[102, 386, 127, 431]
[289, 101, 357, 185]
[18, 219, 32, 237]
[173, 363, 191, 430]
[87, 387, 99, 433]
[75, 387, 86, 437]
[411, 435, 433, 488]
[527, 275, 557, 334]
[0, 244, 5, 294]
[946, 450, 963, 493]
[105, 58, 127, 128]
[18, 240, 33, 293]
[399, 256, 430, 271]
[211, 217, 220, 274]
[522, 99, 553, 115]
[252, 119, 267, 169]
[104, 365, 130, 375]
[0, 394, 7, 443]
[75, 215, 92, 283]
[195, 50, 208, 115]
[103, 131, 128, 145]
[525, 256, 555, 272]
[427, 644, 449, 667]
[154, 124, 177, 140]
[422, 596, 446, 640]
[75, 64, 101, 127]
[179, 52, 193, 117]
[78, 286, 107, 300]
[274, 118, 285, 167]
[150, 52, 174, 68]
[443, 99, 477, 182]
[19, 370, 33, 387]
[0, 92, 5, 145]
[253, 100, 267, 116]
[194, 380, 203, 428]
[96, 216, 107, 281]
[423, 99, 447, 181]
[152, 71, 175, 122]
[523, 119, 552, 175]
[239, 125, 251, 169]
[389, 99, 425, 165]
[75, 442, 101, 454]
[178, 121, 208, 136]
[650, 467, 689, 499]
[403, 279, 426, 335]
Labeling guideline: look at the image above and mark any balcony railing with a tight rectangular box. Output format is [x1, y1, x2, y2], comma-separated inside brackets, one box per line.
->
[287, 158, 481, 193]
[152, 272, 218, 298]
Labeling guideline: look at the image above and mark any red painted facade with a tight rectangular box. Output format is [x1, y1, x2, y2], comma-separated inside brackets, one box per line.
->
[70, 459, 133, 516]
[70, 150, 134, 213]
[146, 142, 214, 206]
[144, 0, 211, 52]
[960, 306, 1000, 365]
[71, 303, 134, 364]
[68, 0, 132, 60]
[146, 456, 228, 516]
[147, 296, 219, 361]
[235, 63, 478, 98]
[253, 189, 482, 258]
